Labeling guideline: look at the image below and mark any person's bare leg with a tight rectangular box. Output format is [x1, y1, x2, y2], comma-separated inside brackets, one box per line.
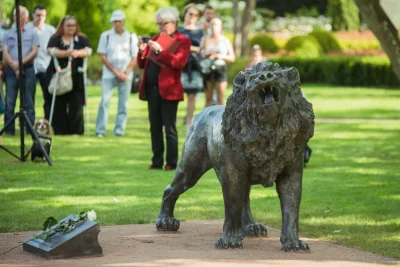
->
[205, 81, 214, 107]
[186, 93, 197, 127]
[216, 81, 227, 105]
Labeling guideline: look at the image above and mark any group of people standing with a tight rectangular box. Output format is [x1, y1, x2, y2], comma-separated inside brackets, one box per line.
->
[0, 4, 237, 171]
[136, 5, 236, 170]
[0, 5, 92, 136]
[178, 4, 235, 128]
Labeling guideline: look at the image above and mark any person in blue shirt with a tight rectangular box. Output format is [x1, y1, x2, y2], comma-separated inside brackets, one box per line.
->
[2, 6, 39, 135]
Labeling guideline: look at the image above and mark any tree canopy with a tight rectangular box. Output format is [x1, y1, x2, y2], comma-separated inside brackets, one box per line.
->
[1, 0, 186, 51]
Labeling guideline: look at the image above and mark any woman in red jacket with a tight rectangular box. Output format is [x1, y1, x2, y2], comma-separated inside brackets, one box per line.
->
[137, 7, 190, 171]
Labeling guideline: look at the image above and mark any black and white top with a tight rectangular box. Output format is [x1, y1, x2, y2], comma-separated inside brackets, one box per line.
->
[46, 35, 91, 102]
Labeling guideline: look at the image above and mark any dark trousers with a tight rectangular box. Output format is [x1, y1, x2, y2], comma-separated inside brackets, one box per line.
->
[147, 86, 179, 167]
[36, 72, 52, 120]
[52, 90, 84, 135]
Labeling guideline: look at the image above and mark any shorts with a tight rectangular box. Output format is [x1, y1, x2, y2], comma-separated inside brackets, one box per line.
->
[205, 64, 228, 83]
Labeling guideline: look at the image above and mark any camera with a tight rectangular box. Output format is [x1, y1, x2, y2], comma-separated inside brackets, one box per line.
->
[141, 36, 150, 43]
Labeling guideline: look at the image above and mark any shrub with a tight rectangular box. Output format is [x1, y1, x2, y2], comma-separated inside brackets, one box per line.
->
[285, 35, 322, 58]
[249, 34, 279, 54]
[327, 0, 360, 31]
[227, 56, 399, 86]
[308, 30, 342, 53]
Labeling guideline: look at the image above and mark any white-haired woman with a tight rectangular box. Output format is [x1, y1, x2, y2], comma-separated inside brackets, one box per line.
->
[137, 7, 191, 171]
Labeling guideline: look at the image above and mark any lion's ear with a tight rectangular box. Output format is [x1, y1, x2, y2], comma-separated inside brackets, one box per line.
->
[286, 67, 300, 85]
[233, 70, 247, 89]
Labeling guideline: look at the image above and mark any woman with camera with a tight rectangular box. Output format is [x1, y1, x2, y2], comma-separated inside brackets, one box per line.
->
[136, 7, 190, 171]
[202, 17, 235, 107]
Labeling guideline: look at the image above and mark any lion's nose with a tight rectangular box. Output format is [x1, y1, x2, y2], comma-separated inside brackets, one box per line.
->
[257, 72, 274, 82]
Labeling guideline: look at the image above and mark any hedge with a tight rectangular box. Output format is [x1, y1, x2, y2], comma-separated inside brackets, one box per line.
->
[250, 34, 280, 53]
[285, 35, 323, 58]
[227, 56, 399, 87]
[87, 54, 399, 87]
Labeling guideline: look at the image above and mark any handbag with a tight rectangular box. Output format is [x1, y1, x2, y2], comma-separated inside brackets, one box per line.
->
[48, 42, 74, 96]
[48, 62, 73, 96]
[181, 70, 203, 89]
[131, 71, 141, 94]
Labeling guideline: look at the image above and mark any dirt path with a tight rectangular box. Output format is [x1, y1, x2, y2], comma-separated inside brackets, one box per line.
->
[0, 220, 398, 267]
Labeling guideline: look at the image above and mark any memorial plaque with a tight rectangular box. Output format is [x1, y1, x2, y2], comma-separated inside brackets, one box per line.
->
[23, 215, 102, 259]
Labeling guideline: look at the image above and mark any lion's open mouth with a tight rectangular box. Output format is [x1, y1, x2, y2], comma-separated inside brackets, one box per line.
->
[260, 86, 279, 105]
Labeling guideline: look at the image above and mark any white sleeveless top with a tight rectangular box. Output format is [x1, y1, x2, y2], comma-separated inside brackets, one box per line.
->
[203, 36, 231, 66]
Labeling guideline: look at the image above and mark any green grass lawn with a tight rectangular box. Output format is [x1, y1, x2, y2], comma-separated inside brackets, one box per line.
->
[0, 84, 399, 259]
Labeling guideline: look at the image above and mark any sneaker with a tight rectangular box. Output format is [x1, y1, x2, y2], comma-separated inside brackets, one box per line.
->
[96, 133, 104, 138]
[165, 165, 176, 171]
[148, 165, 163, 170]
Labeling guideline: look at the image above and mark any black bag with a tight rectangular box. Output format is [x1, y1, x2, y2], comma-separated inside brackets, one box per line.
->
[131, 71, 141, 94]
[198, 57, 215, 75]
[181, 70, 203, 89]
[304, 144, 312, 166]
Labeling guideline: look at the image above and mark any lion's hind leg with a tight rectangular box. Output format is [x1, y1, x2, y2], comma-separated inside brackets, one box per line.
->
[156, 138, 212, 231]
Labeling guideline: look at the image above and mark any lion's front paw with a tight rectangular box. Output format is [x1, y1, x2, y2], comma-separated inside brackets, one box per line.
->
[244, 223, 268, 237]
[281, 239, 310, 252]
[215, 237, 243, 249]
[156, 216, 180, 231]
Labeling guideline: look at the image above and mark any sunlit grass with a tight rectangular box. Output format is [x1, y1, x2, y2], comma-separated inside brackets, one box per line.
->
[302, 84, 400, 119]
[0, 84, 399, 259]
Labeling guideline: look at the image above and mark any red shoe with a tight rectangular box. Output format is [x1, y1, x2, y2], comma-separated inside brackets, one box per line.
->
[148, 165, 162, 170]
[165, 165, 176, 171]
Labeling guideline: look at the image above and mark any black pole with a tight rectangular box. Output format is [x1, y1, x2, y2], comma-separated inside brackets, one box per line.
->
[15, 0, 25, 161]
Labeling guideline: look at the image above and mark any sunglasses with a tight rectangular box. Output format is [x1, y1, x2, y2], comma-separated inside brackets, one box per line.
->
[65, 24, 76, 27]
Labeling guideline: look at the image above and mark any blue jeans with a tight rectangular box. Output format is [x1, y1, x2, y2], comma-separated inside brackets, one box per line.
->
[95, 77, 132, 136]
[4, 66, 36, 134]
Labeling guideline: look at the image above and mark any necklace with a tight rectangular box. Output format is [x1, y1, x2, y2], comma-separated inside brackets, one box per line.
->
[61, 37, 73, 47]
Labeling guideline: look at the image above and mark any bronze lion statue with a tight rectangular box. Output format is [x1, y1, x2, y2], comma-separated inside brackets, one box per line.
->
[156, 62, 314, 251]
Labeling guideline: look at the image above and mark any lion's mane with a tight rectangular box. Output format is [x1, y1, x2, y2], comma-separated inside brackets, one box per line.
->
[222, 62, 314, 187]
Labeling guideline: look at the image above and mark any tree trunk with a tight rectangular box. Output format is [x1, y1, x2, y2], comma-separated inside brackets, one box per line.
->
[240, 0, 256, 57]
[354, 0, 400, 82]
[232, 0, 242, 56]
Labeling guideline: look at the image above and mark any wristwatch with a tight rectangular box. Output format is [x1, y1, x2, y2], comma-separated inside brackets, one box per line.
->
[156, 48, 162, 55]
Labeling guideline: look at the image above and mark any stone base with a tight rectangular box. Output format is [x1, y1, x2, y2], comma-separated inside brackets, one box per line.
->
[23, 215, 102, 259]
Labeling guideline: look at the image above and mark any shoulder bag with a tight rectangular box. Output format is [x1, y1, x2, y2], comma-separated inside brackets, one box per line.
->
[48, 42, 74, 96]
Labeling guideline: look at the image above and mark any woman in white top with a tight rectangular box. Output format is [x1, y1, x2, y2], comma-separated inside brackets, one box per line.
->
[202, 17, 235, 107]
